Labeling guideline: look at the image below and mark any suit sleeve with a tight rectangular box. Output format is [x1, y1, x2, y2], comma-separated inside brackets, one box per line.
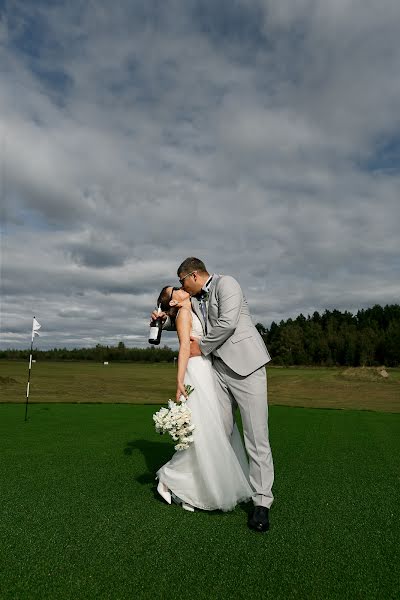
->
[199, 276, 242, 357]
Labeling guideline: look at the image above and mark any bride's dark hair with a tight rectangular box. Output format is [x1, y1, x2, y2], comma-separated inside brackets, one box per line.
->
[157, 286, 180, 322]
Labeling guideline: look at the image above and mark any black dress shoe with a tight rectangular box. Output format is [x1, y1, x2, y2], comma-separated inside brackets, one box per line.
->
[248, 506, 270, 532]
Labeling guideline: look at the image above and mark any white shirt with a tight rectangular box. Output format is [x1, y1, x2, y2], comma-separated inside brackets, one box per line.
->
[202, 274, 215, 295]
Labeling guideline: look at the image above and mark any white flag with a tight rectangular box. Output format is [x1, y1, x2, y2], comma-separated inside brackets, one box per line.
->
[32, 317, 41, 341]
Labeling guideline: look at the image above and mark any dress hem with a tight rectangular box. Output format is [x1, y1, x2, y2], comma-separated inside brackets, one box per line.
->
[157, 476, 252, 512]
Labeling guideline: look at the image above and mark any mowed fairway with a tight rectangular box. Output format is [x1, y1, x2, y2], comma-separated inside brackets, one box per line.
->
[1, 361, 400, 411]
[1, 403, 400, 599]
[1, 362, 400, 598]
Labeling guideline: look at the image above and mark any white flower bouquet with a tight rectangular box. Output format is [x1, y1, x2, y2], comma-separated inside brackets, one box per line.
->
[153, 385, 196, 451]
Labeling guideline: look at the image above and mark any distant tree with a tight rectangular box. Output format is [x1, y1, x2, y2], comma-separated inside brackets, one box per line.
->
[1, 304, 399, 366]
[255, 323, 267, 336]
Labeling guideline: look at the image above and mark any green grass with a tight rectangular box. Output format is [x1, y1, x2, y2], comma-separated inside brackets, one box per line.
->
[1, 403, 399, 599]
[1, 361, 400, 411]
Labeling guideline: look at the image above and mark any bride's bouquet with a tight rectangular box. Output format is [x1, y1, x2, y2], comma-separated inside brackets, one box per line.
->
[153, 385, 196, 451]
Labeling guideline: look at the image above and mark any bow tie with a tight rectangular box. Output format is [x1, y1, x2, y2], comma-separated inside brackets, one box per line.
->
[194, 291, 208, 301]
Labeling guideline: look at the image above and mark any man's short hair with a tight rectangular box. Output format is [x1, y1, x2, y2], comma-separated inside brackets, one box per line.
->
[177, 257, 208, 276]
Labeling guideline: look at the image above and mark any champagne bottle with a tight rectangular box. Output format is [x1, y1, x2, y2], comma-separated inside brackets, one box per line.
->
[149, 304, 163, 345]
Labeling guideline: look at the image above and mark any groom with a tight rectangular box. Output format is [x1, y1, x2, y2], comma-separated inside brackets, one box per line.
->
[155, 257, 274, 532]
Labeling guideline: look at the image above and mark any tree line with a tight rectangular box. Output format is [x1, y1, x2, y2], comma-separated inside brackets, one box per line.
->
[256, 304, 400, 366]
[1, 304, 399, 366]
[0, 343, 178, 363]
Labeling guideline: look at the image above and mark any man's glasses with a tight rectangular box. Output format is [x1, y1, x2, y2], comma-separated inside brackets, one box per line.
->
[179, 271, 197, 286]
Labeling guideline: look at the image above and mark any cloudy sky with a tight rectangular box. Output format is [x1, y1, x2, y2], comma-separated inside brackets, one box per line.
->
[1, 0, 400, 349]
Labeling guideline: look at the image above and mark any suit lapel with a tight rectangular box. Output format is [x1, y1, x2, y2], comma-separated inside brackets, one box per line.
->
[191, 297, 206, 334]
[190, 275, 221, 335]
[207, 275, 220, 322]
[208, 274, 219, 296]
[195, 275, 221, 333]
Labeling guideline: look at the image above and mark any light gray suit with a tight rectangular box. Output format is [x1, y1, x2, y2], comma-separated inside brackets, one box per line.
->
[194, 275, 271, 375]
[192, 274, 274, 508]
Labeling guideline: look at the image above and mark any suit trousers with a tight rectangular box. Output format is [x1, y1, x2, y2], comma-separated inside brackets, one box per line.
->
[212, 357, 274, 508]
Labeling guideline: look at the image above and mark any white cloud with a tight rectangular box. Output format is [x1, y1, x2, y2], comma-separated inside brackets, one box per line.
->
[1, 0, 400, 348]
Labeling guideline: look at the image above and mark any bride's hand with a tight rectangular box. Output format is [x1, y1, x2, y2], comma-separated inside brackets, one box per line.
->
[150, 309, 167, 323]
[176, 381, 188, 403]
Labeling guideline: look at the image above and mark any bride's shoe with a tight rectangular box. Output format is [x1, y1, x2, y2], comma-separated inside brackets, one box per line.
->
[170, 490, 194, 511]
[157, 481, 171, 504]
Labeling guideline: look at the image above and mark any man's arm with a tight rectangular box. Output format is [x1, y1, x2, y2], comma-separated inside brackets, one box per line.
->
[199, 276, 242, 357]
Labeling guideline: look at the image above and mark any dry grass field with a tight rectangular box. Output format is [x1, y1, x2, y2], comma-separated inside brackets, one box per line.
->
[1, 361, 399, 412]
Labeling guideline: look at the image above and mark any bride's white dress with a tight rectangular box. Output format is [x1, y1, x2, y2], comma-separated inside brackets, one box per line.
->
[157, 312, 253, 511]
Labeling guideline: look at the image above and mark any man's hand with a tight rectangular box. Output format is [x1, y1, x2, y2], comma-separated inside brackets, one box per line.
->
[150, 309, 167, 323]
[190, 337, 202, 358]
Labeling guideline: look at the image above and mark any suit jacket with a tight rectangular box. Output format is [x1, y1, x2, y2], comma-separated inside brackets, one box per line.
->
[189, 275, 270, 376]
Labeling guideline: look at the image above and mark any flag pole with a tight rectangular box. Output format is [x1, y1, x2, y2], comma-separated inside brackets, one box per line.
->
[25, 316, 40, 422]
[24, 335, 34, 422]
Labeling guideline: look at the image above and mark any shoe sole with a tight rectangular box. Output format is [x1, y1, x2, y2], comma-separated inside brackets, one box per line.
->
[248, 522, 269, 533]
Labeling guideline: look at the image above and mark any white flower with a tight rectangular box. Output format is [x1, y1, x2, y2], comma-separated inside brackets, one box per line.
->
[175, 442, 189, 451]
[152, 389, 196, 451]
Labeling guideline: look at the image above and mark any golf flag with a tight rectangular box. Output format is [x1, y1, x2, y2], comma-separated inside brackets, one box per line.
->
[26, 317, 41, 421]
[32, 317, 41, 341]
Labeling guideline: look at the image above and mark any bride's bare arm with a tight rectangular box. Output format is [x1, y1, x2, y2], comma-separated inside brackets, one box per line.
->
[175, 308, 192, 402]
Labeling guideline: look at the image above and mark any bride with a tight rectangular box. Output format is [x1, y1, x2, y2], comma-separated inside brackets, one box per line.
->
[155, 285, 252, 512]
